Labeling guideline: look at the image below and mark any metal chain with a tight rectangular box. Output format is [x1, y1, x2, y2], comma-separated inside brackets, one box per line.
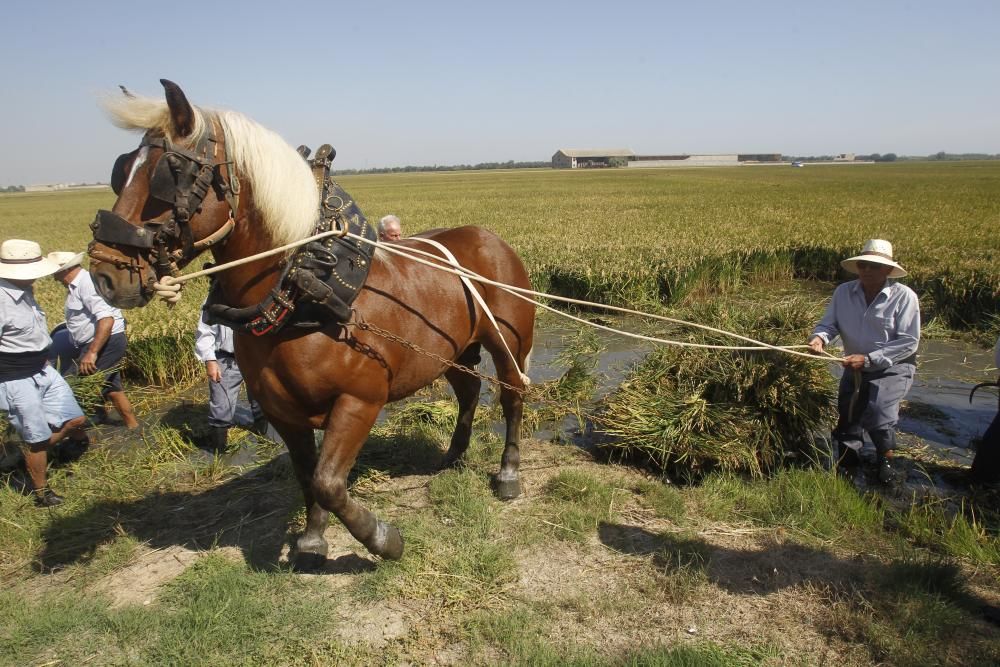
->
[352, 320, 531, 397]
[351, 318, 624, 431]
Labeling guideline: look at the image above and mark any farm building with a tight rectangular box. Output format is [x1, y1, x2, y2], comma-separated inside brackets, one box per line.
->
[552, 150, 782, 169]
[628, 154, 738, 168]
[551, 149, 635, 169]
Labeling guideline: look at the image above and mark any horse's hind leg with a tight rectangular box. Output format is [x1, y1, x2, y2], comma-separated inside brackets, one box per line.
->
[486, 342, 530, 500]
[272, 420, 330, 571]
[442, 343, 483, 468]
[314, 394, 404, 560]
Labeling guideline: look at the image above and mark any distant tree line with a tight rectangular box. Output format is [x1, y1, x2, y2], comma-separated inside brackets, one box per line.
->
[783, 152, 1000, 163]
[333, 159, 550, 175]
[1, 185, 26, 192]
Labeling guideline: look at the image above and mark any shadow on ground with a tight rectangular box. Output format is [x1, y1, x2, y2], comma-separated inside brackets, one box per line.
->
[598, 520, 1000, 639]
[34, 425, 450, 575]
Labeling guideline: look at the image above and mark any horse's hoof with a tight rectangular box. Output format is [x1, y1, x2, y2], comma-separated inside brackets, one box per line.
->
[370, 521, 404, 560]
[293, 551, 327, 572]
[440, 454, 465, 470]
[493, 476, 521, 500]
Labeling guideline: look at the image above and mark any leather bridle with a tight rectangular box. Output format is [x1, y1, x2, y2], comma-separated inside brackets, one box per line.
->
[89, 119, 239, 284]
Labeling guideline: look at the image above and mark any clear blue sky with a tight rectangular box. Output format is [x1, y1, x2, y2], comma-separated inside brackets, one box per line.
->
[2, 0, 998, 185]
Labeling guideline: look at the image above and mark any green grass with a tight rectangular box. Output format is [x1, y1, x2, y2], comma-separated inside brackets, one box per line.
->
[464, 605, 783, 666]
[0, 554, 358, 666]
[538, 469, 629, 542]
[356, 467, 517, 607]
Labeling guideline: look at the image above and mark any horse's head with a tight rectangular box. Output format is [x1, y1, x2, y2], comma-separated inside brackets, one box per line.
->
[89, 79, 240, 308]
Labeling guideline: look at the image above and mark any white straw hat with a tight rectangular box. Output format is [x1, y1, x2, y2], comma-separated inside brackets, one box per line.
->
[48, 250, 86, 271]
[0, 239, 64, 280]
[841, 239, 907, 278]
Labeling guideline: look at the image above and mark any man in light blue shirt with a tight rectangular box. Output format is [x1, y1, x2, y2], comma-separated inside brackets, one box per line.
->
[0, 240, 89, 507]
[48, 251, 139, 429]
[194, 297, 267, 450]
[808, 239, 920, 484]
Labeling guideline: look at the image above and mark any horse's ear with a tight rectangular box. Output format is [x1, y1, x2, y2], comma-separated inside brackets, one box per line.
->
[160, 79, 195, 138]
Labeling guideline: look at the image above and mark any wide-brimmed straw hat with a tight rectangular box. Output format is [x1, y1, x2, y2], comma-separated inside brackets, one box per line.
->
[0, 239, 64, 281]
[48, 250, 86, 272]
[841, 239, 907, 278]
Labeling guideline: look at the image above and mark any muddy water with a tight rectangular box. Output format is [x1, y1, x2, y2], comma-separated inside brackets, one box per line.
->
[466, 315, 998, 462]
[228, 313, 996, 466]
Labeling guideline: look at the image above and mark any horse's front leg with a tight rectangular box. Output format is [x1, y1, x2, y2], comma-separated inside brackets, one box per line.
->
[314, 394, 404, 560]
[271, 419, 331, 570]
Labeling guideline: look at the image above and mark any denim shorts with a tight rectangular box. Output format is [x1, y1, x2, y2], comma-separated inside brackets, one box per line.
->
[0, 365, 84, 444]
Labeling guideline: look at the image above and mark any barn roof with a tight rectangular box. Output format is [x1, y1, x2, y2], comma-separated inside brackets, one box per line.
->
[555, 148, 635, 158]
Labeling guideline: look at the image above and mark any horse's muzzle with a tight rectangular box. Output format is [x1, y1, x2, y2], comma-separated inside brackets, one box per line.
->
[90, 261, 150, 309]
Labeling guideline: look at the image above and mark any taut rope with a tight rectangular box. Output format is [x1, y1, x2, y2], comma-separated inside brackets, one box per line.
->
[153, 231, 840, 362]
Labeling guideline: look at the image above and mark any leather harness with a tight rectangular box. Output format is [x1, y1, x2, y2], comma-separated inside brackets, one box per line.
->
[204, 144, 377, 335]
[90, 119, 239, 284]
[90, 127, 375, 337]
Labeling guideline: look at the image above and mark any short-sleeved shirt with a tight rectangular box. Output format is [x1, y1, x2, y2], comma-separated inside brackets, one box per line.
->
[0, 278, 52, 354]
[194, 300, 235, 362]
[64, 269, 126, 346]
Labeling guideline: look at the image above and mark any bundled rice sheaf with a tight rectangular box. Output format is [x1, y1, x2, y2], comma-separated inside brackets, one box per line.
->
[598, 299, 837, 478]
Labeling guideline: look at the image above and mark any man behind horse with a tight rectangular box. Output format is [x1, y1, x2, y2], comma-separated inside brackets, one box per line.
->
[0, 239, 90, 507]
[194, 296, 268, 450]
[808, 239, 920, 484]
[377, 215, 403, 241]
[48, 250, 140, 429]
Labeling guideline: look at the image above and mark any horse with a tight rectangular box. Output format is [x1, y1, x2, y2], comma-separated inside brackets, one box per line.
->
[87, 79, 535, 568]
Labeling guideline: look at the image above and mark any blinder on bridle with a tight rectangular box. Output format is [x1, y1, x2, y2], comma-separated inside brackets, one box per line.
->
[110, 149, 138, 196]
[92, 121, 239, 282]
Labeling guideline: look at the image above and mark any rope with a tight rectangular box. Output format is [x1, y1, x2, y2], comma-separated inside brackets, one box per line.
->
[344, 233, 838, 362]
[408, 237, 531, 385]
[153, 228, 840, 362]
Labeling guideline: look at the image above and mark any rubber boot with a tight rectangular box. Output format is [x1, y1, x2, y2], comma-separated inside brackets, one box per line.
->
[210, 426, 229, 451]
[252, 416, 270, 437]
[871, 429, 897, 485]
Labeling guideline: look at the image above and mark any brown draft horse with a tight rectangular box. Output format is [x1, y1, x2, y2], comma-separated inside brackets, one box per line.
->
[88, 80, 535, 568]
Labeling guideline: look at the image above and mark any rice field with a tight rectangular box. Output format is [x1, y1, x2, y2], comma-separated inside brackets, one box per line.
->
[4, 161, 998, 352]
[3, 162, 1000, 665]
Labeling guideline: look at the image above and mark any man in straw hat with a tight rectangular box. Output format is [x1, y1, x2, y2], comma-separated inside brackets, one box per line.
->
[808, 239, 920, 484]
[48, 250, 139, 429]
[0, 239, 90, 507]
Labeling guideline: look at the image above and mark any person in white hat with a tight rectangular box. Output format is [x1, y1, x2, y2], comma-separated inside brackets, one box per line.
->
[0, 239, 89, 507]
[48, 250, 139, 429]
[377, 215, 403, 242]
[808, 239, 920, 484]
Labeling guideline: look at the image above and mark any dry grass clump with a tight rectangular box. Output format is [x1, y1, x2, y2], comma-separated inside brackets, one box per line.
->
[597, 299, 836, 478]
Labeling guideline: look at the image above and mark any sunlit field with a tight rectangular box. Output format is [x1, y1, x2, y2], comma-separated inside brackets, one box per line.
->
[5, 161, 998, 346]
[3, 162, 1000, 665]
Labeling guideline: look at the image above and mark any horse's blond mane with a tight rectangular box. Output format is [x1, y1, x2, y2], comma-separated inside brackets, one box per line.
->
[101, 93, 319, 246]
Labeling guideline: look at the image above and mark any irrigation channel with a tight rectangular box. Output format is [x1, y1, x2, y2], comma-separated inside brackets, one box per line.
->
[369, 311, 998, 472]
[136, 310, 997, 486]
